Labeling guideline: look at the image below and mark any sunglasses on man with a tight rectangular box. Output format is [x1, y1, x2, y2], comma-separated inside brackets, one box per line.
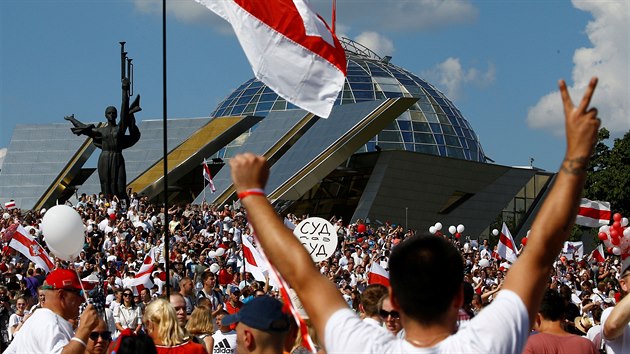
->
[89, 331, 112, 341]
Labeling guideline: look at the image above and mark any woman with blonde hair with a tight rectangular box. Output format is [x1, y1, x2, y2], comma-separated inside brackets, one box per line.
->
[185, 305, 214, 353]
[143, 299, 206, 354]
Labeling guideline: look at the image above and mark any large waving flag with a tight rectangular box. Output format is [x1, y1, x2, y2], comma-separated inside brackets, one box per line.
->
[576, 198, 611, 227]
[368, 262, 390, 287]
[497, 223, 518, 263]
[195, 0, 347, 118]
[8, 224, 54, 272]
[561, 241, 584, 261]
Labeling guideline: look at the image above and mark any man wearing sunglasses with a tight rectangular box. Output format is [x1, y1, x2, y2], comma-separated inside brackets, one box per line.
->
[5, 268, 99, 354]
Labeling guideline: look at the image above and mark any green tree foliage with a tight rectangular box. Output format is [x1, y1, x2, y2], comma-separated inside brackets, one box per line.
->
[584, 127, 630, 216]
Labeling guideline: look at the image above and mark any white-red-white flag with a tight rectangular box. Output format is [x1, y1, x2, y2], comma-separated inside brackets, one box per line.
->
[591, 244, 605, 263]
[368, 262, 390, 287]
[202, 159, 216, 193]
[8, 225, 54, 272]
[195, 0, 347, 118]
[4, 200, 16, 210]
[576, 198, 611, 227]
[497, 223, 518, 263]
[125, 247, 157, 294]
[241, 236, 269, 282]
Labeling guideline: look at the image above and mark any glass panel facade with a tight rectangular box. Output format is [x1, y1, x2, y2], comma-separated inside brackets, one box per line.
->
[209, 38, 487, 163]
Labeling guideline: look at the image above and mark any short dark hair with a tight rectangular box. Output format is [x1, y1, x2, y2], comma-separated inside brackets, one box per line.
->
[389, 235, 463, 325]
[539, 289, 565, 321]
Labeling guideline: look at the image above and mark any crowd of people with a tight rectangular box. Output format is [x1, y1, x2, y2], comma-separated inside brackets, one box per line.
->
[0, 77, 628, 353]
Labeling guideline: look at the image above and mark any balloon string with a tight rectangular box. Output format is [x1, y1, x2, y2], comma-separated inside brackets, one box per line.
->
[73, 265, 90, 302]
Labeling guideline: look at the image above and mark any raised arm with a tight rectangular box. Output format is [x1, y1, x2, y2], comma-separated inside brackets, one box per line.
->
[502, 77, 600, 324]
[229, 154, 348, 344]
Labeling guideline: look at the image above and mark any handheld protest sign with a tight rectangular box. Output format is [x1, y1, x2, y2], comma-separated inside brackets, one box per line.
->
[293, 217, 338, 262]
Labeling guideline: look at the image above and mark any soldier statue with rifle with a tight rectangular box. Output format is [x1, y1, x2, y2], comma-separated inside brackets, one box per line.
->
[65, 42, 141, 203]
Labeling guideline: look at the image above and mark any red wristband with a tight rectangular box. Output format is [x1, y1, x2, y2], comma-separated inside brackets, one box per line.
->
[238, 188, 266, 200]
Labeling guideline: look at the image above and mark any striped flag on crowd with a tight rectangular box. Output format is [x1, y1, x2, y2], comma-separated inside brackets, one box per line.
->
[195, 0, 347, 118]
[576, 198, 611, 227]
[591, 244, 605, 263]
[8, 224, 54, 272]
[125, 247, 157, 294]
[368, 262, 390, 287]
[4, 200, 16, 210]
[241, 236, 269, 282]
[497, 223, 518, 263]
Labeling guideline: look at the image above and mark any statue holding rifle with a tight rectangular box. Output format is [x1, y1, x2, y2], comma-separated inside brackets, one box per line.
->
[65, 42, 141, 202]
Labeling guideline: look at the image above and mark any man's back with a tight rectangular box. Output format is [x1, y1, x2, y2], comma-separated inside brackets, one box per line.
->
[523, 332, 598, 354]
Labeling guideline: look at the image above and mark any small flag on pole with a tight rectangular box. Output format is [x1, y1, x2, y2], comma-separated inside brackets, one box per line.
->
[203, 159, 216, 193]
[8, 225, 54, 272]
[195, 0, 347, 118]
[497, 223, 518, 263]
[576, 198, 611, 227]
[4, 200, 16, 210]
[591, 244, 605, 263]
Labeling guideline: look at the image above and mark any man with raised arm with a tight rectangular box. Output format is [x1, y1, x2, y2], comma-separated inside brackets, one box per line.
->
[229, 78, 600, 353]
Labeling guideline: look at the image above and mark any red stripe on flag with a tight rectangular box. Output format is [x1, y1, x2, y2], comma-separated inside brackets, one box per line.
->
[233, 0, 347, 74]
[242, 244, 258, 267]
[578, 207, 612, 220]
[11, 230, 55, 270]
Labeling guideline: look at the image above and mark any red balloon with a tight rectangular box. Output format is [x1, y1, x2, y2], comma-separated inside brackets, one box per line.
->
[357, 224, 366, 233]
[614, 213, 622, 222]
[521, 237, 528, 246]
[612, 237, 620, 245]
[598, 232, 608, 241]
[607, 247, 613, 254]
[611, 229, 619, 238]
[455, 232, 461, 239]
[613, 221, 622, 230]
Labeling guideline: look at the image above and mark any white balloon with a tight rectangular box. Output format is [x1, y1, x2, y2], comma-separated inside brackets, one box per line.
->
[435, 222, 443, 231]
[599, 225, 608, 233]
[492, 229, 499, 236]
[429, 226, 437, 234]
[601, 225, 610, 234]
[41, 205, 85, 261]
[151, 216, 158, 224]
[448, 226, 457, 235]
[215, 248, 225, 257]
[2, 213, 9, 220]
[624, 228, 630, 238]
[479, 259, 490, 268]
[457, 224, 465, 233]
[622, 218, 629, 227]
[209, 263, 220, 274]
[87, 225, 93, 233]
[207, 251, 217, 258]
[612, 247, 622, 256]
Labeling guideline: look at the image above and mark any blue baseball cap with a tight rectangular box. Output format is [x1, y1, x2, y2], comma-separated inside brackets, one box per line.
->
[221, 296, 290, 332]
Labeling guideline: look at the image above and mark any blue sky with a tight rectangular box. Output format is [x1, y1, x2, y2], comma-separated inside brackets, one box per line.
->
[0, 0, 628, 172]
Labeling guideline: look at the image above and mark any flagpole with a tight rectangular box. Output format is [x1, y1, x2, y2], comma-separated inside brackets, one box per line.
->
[162, 0, 171, 298]
[203, 159, 207, 203]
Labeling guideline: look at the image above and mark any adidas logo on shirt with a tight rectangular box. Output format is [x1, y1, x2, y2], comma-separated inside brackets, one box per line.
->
[214, 338, 233, 353]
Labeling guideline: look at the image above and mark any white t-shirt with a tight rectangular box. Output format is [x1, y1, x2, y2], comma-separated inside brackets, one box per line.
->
[211, 329, 237, 354]
[7, 311, 28, 340]
[325, 290, 528, 353]
[601, 306, 630, 354]
[5, 308, 74, 354]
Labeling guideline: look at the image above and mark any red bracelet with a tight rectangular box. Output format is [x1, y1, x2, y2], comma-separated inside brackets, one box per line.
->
[237, 188, 266, 200]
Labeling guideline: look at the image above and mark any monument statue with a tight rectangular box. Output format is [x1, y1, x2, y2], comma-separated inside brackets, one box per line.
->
[65, 42, 141, 201]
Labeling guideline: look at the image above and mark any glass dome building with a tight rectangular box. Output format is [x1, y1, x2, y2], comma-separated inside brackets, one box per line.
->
[210, 38, 487, 162]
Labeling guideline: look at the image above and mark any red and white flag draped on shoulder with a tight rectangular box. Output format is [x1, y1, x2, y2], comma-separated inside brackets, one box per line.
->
[195, 0, 347, 118]
[8, 224, 54, 272]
